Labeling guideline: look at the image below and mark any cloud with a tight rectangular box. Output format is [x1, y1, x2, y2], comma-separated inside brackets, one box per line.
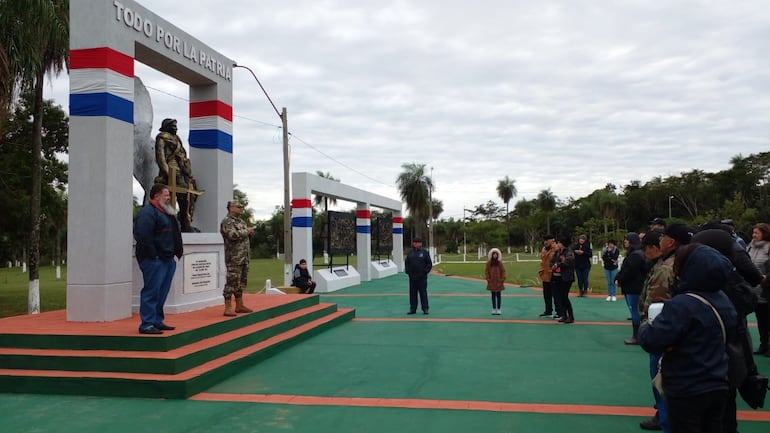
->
[47, 0, 770, 220]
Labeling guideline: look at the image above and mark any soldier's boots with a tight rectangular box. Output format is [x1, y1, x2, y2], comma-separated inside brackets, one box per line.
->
[223, 298, 237, 317]
[234, 296, 253, 314]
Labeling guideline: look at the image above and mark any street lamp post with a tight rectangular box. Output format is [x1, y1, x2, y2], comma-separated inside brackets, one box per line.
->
[463, 207, 466, 262]
[668, 195, 674, 219]
[428, 167, 434, 258]
[233, 63, 292, 284]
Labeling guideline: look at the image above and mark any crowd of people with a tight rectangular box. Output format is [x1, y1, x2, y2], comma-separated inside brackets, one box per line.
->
[536, 217, 768, 433]
[134, 184, 765, 432]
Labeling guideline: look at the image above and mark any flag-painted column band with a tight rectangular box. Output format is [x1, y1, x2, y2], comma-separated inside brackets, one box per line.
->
[70, 47, 134, 124]
[393, 216, 405, 272]
[356, 210, 371, 234]
[393, 216, 404, 234]
[189, 100, 233, 153]
[291, 199, 313, 228]
[356, 206, 372, 281]
[291, 198, 314, 283]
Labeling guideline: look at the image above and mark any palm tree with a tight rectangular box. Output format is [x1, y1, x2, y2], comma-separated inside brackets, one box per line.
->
[396, 162, 431, 238]
[496, 176, 517, 247]
[313, 171, 339, 211]
[537, 189, 557, 234]
[313, 171, 339, 255]
[0, 0, 69, 314]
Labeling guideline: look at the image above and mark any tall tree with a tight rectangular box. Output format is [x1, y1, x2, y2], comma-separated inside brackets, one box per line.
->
[312, 171, 339, 255]
[496, 176, 517, 246]
[396, 162, 431, 238]
[313, 171, 339, 211]
[0, 0, 69, 314]
[537, 189, 557, 234]
[0, 93, 69, 266]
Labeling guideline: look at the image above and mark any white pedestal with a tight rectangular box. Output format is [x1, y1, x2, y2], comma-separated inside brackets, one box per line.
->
[132, 233, 225, 314]
[313, 266, 361, 293]
[370, 260, 398, 279]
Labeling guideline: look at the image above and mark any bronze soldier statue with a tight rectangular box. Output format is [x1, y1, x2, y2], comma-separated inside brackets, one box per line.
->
[154, 118, 203, 232]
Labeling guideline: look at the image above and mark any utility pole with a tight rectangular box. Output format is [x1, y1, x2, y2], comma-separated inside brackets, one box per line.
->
[282, 107, 292, 284]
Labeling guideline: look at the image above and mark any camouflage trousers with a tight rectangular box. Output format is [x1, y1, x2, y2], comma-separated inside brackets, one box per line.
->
[223, 263, 248, 298]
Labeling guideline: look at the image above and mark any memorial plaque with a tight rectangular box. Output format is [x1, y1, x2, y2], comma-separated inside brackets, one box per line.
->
[184, 252, 219, 293]
[329, 211, 356, 255]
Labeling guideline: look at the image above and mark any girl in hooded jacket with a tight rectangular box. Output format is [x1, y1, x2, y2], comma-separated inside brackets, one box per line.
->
[485, 248, 506, 315]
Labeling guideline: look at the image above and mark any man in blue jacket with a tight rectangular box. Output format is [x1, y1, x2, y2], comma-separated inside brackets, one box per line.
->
[134, 183, 184, 334]
[405, 237, 432, 315]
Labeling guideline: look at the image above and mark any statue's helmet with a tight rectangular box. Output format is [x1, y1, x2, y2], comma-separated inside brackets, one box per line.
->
[160, 118, 177, 132]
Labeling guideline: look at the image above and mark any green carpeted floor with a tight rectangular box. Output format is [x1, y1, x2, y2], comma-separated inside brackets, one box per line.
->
[2, 273, 769, 433]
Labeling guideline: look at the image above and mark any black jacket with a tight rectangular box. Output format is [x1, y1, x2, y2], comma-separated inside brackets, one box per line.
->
[616, 233, 645, 295]
[573, 242, 593, 269]
[601, 246, 619, 270]
[550, 247, 575, 282]
[405, 247, 432, 279]
[292, 265, 312, 287]
[692, 228, 761, 316]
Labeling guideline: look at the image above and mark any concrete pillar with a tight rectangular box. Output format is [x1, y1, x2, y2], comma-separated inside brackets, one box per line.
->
[67, 14, 136, 321]
[188, 85, 233, 233]
[393, 214, 404, 272]
[356, 204, 372, 281]
[291, 198, 314, 286]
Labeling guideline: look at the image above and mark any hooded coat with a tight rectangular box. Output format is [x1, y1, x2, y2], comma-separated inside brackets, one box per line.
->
[638, 245, 737, 398]
[692, 228, 761, 316]
[485, 248, 506, 291]
[616, 233, 645, 295]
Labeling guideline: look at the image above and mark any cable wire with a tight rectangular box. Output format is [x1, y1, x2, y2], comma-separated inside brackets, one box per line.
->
[289, 133, 394, 188]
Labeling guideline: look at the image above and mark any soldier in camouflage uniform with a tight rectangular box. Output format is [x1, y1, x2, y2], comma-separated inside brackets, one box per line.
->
[220, 199, 254, 316]
[637, 228, 683, 433]
[639, 231, 676, 323]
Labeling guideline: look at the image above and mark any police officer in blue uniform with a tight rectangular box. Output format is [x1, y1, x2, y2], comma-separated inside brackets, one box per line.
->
[405, 237, 433, 314]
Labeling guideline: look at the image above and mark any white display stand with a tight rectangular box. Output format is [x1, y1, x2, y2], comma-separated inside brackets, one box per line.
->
[132, 233, 224, 314]
[370, 260, 398, 279]
[313, 266, 361, 293]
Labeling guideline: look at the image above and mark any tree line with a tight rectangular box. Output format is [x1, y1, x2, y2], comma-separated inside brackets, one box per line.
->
[393, 160, 770, 255]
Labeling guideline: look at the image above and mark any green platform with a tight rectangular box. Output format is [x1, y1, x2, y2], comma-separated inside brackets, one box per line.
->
[1, 273, 768, 433]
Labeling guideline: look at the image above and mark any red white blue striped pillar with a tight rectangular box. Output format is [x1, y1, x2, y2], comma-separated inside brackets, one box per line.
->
[68, 45, 136, 321]
[188, 98, 233, 231]
[291, 198, 314, 285]
[356, 206, 372, 281]
[393, 215, 404, 271]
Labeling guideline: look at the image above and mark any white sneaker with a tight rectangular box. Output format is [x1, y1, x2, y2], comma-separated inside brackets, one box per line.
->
[611, 296, 617, 302]
[606, 296, 612, 302]
[497, 308, 502, 315]
[492, 309, 497, 315]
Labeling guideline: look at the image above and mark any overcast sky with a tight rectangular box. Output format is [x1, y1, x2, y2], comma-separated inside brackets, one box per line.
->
[47, 0, 770, 220]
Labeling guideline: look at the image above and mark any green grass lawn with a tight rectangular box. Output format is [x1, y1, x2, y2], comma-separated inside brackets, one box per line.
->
[0, 256, 611, 318]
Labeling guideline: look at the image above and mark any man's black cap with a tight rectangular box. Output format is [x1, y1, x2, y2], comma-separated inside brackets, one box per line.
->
[649, 217, 666, 227]
[412, 237, 423, 243]
[663, 222, 693, 245]
[641, 230, 662, 247]
[543, 234, 555, 240]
